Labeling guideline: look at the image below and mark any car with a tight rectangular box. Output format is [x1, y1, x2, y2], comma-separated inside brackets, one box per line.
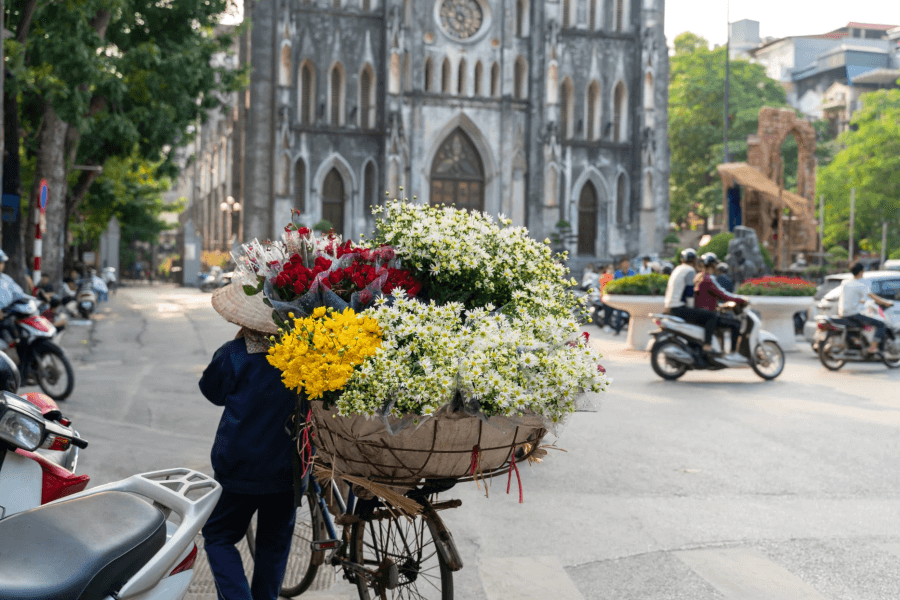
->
[803, 271, 900, 348]
[884, 259, 900, 272]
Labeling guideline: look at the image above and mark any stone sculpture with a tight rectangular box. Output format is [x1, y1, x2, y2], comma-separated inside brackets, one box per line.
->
[725, 226, 769, 284]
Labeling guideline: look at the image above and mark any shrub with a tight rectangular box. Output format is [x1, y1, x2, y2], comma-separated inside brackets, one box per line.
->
[736, 276, 816, 296]
[891, 247, 900, 260]
[604, 273, 670, 296]
[698, 232, 734, 262]
[313, 219, 334, 232]
[663, 232, 680, 244]
[826, 245, 849, 263]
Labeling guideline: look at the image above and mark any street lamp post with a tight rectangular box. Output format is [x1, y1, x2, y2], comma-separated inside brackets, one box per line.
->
[219, 195, 242, 251]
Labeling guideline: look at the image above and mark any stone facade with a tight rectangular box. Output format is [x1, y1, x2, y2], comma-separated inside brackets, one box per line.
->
[235, 0, 669, 268]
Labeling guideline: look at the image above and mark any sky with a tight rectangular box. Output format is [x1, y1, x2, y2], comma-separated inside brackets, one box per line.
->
[665, 0, 900, 47]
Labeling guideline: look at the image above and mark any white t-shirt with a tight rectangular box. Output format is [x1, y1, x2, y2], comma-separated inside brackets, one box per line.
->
[838, 278, 868, 317]
[664, 264, 696, 309]
[638, 265, 653, 275]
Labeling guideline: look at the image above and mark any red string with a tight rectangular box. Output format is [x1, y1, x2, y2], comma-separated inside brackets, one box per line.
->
[506, 448, 523, 504]
[469, 445, 480, 476]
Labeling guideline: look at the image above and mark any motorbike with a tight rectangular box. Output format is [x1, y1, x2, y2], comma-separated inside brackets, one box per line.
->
[0, 392, 221, 600]
[648, 301, 786, 381]
[102, 266, 118, 294]
[74, 277, 99, 318]
[0, 356, 89, 518]
[198, 266, 232, 293]
[815, 301, 900, 370]
[1, 296, 75, 400]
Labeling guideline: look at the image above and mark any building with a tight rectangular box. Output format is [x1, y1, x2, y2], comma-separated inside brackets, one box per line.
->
[227, 0, 669, 271]
[749, 21, 900, 120]
[729, 19, 760, 59]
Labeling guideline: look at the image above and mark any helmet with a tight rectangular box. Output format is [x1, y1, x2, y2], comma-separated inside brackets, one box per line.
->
[680, 248, 697, 264]
[701, 252, 719, 267]
[716, 263, 729, 273]
[0, 351, 21, 393]
[0, 249, 8, 263]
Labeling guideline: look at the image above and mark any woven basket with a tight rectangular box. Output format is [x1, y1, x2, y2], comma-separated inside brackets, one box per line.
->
[309, 402, 547, 485]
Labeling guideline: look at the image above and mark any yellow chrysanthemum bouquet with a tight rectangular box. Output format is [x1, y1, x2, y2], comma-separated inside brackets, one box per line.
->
[267, 306, 382, 400]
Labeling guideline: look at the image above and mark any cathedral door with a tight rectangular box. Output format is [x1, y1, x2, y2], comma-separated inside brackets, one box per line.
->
[430, 129, 485, 212]
[322, 168, 345, 236]
[578, 182, 598, 256]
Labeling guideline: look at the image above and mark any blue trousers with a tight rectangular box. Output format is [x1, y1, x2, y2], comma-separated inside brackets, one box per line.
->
[202, 489, 295, 600]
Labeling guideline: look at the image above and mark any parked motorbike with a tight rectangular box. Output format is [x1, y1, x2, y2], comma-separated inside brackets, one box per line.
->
[648, 301, 786, 381]
[1, 296, 75, 400]
[815, 301, 900, 370]
[0, 353, 89, 518]
[74, 277, 98, 318]
[0, 393, 221, 600]
[198, 265, 232, 293]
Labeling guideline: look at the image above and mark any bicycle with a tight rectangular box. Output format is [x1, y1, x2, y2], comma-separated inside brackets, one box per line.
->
[247, 471, 463, 599]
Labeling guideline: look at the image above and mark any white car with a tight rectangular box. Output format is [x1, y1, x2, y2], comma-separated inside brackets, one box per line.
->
[803, 271, 900, 348]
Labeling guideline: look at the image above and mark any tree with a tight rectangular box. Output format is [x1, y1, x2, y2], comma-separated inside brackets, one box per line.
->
[4, 0, 246, 283]
[817, 89, 900, 258]
[668, 32, 790, 227]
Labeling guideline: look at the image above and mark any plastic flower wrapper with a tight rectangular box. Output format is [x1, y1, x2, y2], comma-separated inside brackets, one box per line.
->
[232, 210, 419, 327]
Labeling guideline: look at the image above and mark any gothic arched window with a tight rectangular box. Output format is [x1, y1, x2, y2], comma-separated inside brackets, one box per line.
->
[360, 66, 375, 129]
[490, 62, 500, 97]
[614, 0, 624, 31]
[586, 80, 600, 140]
[299, 62, 315, 125]
[616, 173, 627, 223]
[330, 64, 345, 126]
[430, 128, 485, 212]
[613, 81, 626, 142]
[514, 57, 527, 99]
[442, 58, 451, 93]
[458, 58, 467, 95]
[578, 182, 598, 256]
[280, 44, 292, 86]
[474, 61, 483, 96]
[364, 162, 377, 208]
[294, 159, 306, 212]
[322, 168, 345, 236]
[589, 0, 597, 30]
[562, 0, 571, 28]
[424, 57, 434, 92]
[560, 78, 573, 139]
[516, 0, 527, 36]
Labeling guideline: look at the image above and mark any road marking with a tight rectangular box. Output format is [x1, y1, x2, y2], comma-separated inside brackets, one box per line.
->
[675, 547, 829, 600]
[479, 556, 583, 600]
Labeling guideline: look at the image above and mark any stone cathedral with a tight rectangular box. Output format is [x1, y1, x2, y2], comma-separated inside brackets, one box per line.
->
[239, 0, 670, 266]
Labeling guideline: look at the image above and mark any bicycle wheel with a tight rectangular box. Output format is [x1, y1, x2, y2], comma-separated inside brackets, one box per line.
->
[350, 501, 452, 600]
[246, 489, 327, 597]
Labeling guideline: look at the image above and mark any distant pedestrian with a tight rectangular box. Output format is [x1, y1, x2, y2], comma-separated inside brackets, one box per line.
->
[715, 263, 734, 293]
[637, 256, 653, 275]
[200, 284, 300, 600]
[614, 258, 636, 279]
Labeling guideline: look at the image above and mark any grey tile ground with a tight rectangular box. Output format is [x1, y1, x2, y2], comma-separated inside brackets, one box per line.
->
[567, 550, 727, 600]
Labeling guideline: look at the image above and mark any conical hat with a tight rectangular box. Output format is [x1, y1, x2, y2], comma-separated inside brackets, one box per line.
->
[211, 283, 279, 334]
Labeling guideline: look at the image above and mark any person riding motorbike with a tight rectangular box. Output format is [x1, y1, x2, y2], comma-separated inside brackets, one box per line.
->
[665, 249, 719, 353]
[694, 252, 747, 355]
[839, 262, 895, 354]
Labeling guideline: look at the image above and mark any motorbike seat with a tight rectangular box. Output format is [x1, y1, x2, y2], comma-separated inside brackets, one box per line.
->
[827, 317, 858, 328]
[0, 491, 166, 600]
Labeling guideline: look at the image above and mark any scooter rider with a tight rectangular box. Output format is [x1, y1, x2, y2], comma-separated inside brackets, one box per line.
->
[694, 252, 747, 355]
[839, 262, 894, 354]
[664, 249, 719, 353]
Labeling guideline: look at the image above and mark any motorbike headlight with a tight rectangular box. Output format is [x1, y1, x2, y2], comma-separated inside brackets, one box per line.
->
[80, 301, 92, 308]
[0, 407, 44, 451]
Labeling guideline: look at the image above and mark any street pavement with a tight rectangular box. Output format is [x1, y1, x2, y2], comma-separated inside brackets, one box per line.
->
[54, 284, 900, 599]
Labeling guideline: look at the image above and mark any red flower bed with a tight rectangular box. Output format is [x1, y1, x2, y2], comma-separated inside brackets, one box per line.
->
[736, 276, 816, 297]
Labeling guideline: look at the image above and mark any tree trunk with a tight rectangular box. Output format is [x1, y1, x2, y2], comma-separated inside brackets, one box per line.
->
[31, 105, 69, 287]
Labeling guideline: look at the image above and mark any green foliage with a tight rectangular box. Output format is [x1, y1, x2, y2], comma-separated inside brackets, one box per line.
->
[826, 245, 849, 261]
[313, 219, 334, 232]
[663, 232, 681, 244]
[759, 245, 774, 270]
[698, 232, 733, 262]
[891, 247, 900, 260]
[668, 32, 790, 225]
[5, 0, 247, 255]
[604, 273, 670, 296]
[70, 153, 175, 247]
[817, 89, 900, 256]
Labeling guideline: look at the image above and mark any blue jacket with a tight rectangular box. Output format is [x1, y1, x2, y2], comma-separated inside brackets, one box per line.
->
[199, 338, 297, 495]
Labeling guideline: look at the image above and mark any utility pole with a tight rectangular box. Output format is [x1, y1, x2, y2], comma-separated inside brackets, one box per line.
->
[819, 194, 825, 255]
[849, 188, 856, 262]
[723, 0, 730, 165]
